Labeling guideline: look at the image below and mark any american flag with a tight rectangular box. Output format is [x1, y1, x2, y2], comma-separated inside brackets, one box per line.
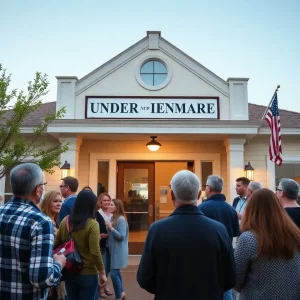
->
[265, 92, 282, 166]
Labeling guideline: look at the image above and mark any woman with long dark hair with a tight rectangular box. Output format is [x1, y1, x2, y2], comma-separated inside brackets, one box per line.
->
[55, 190, 107, 300]
[106, 199, 128, 300]
[235, 188, 300, 299]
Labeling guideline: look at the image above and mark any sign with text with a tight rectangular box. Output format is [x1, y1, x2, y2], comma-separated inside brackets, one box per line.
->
[86, 97, 219, 119]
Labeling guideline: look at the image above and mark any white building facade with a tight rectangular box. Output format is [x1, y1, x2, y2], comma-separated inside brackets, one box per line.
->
[2, 31, 300, 253]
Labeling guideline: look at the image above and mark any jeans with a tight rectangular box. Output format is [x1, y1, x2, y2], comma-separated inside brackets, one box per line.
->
[224, 289, 233, 300]
[100, 248, 107, 272]
[110, 269, 124, 299]
[65, 274, 98, 300]
[104, 247, 111, 276]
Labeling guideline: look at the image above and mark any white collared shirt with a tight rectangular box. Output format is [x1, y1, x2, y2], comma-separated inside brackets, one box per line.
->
[99, 208, 113, 222]
[236, 197, 247, 214]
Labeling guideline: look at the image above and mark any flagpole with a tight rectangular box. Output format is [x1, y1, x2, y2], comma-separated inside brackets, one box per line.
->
[258, 85, 280, 131]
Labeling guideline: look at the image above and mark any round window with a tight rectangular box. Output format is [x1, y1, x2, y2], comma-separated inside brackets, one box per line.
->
[140, 60, 168, 86]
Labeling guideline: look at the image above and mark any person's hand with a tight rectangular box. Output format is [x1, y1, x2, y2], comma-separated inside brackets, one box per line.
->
[105, 221, 113, 230]
[99, 272, 107, 288]
[53, 253, 67, 269]
[237, 212, 243, 220]
[100, 233, 109, 239]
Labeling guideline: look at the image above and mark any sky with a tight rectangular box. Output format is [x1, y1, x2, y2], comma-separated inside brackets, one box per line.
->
[1, 0, 300, 112]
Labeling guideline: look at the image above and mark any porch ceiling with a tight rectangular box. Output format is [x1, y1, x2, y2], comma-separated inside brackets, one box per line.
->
[79, 133, 228, 141]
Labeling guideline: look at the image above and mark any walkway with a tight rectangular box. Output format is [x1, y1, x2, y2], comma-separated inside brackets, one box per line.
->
[103, 256, 237, 300]
[103, 265, 152, 300]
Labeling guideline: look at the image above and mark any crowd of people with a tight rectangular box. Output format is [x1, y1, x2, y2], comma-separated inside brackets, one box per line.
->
[138, 172, 300, 300]
[1, 163, 300, 300]
[0, 163, 128, 300]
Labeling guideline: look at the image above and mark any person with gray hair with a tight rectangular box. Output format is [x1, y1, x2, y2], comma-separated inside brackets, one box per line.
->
[170, 169, 201, 204]
[276, 178, 300, 228]
[199, 175, 239, 300]
[246, 181, 262, 199]
[0, 163, 66, 299]
[138, 170, 236, 300]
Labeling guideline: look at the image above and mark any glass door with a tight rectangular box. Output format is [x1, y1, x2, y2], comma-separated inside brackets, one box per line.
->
[154, 162, 190, 221]
[117, 162, 154, 254]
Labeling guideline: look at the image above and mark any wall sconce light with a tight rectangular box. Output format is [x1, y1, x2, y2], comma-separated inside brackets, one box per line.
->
[146, 136, 161, 152]
[60, 160, 70, 178]
[244, 162, 254, 181]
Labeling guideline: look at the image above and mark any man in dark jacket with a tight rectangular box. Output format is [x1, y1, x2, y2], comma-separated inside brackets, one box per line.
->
[199, 175, 239, 300]
[137, 170, 236, 300]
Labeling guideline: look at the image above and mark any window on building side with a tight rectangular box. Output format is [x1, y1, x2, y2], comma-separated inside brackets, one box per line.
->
[140, 60, 168, 86]
[4, 175, 13, 203]
[275, 163, 300, 187]
[97, 161, 109, 196]
[201, 161, 213, 202]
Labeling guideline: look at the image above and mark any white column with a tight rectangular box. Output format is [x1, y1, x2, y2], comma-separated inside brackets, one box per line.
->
[56, 76, 78, 119]
[0, 176, 5, 194]
[227, 78, 249, 120]
[266, 156, 276, 190]
[109, 159, 117, 199]
[224, 137, 246, 202]
[60, 136, 82, 179]
[0, 176, 5, 204]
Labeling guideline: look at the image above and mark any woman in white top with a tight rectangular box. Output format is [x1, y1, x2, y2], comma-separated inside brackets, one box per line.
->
[98, 192, 114, 298]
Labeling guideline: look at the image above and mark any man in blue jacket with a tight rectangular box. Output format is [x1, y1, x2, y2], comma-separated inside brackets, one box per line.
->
[137, 170, 236, 300]
[58, 176, 78, 223]
[199, 175, 239, 300]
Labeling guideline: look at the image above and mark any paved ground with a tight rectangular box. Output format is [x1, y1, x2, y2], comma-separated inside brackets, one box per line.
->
[101, 265, 153, 300]
[101, 264, 237, 300]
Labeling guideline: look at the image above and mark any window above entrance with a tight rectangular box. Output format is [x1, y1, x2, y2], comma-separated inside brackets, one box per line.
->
[136, 56, 172, 90]
[140, 60, 167, 86]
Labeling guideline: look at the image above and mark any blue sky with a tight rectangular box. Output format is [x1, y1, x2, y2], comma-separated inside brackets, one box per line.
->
[1, 0, 299, 112]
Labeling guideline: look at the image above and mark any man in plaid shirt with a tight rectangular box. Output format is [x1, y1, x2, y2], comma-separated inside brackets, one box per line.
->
[0, 163, 66, 299]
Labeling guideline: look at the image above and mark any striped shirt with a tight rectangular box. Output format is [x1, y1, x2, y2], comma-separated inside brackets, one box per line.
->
[0, 197, 62, 300]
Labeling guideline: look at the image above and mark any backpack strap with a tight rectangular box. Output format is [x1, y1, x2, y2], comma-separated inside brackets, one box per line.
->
[66, 216, 70, 233]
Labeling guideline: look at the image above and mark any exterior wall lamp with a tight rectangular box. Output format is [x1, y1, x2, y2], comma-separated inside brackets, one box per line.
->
[244, 162, 254, 181]
[146, 136, 161, 152]
[60, 160, 70, 178]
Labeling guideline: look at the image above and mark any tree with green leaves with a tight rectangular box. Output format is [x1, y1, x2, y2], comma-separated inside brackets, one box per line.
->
[0, 64, 69, 180]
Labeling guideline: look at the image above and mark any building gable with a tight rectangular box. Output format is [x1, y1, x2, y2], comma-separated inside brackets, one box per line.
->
[75, 32, 228, 97]
[56, 31, 249, 121]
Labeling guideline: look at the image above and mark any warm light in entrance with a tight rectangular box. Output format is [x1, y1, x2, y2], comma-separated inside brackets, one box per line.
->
[60, 160, 70, 178]
[244, 162, 254, 181]
[146, 136, 161, 151]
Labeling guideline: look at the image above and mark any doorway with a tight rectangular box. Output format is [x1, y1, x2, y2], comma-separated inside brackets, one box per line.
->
[117, 161, 192, 254]
[117, 162, 155, 254]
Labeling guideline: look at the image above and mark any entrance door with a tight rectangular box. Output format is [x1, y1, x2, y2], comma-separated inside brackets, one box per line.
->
[117, 162, 155, 254]
[154, 162, 190, 221]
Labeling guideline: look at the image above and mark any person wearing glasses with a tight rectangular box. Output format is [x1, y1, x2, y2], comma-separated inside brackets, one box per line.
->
[276, 178, 300, 228]
[0, 163, 66, 299]
[58, 176, 79, 224]
[199, 175, 239, 300]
